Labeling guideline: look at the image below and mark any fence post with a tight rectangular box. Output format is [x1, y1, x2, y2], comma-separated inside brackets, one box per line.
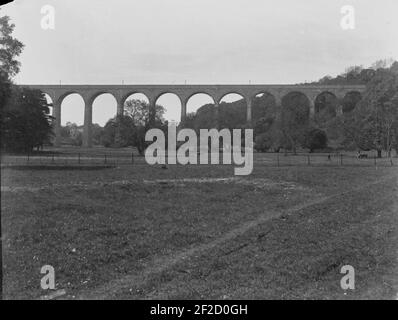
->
[340, 154, 343, 166]
[27, 153, 30, 163]
[104, 154, 107, 164]
[374, 156, 377, 167]
[131, 152, 134, 164]
[78, 153, 81, 164]
[52, 154, 55, 163]
[277, 153, 280, 167]
[307, 155, 310, 166]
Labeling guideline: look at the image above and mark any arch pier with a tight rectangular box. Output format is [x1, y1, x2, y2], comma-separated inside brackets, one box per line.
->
[22, 84, 365, 147]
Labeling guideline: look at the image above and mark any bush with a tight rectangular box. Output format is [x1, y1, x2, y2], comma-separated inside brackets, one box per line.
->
[254, 133, 272, 152]
[303, 128, 328, 152]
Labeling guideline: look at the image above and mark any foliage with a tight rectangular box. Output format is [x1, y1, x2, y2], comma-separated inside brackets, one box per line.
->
[303, 127, 328, 152]
[184, 103, 217, 130]
[341, 91, 362, 113]
[253, 116, 286, 152]
[124, 99, 165, 126]
[281, 92, 310, 154]
[254, 116, 274, 137]
[101, 115, 135, 148]
[1, 87, 53, 152]
[0, 69, 11, 109]
[314, 92, 337, 126]
[100, 99, 167, 153]
[254, 132, 272, 152]
[92, 123, 103, 146]
[338, 62, 398, 157]
[61, 122, 83, 146]
[309, 59, 395, 86]
[1, 12, 53, 152]
[0, 13, 24, 78]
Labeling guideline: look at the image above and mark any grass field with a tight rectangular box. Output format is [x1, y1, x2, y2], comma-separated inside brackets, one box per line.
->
[1, 153, 397, 299]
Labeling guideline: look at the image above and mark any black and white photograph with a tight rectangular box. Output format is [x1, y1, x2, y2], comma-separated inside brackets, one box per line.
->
[1, 0, 397, 307]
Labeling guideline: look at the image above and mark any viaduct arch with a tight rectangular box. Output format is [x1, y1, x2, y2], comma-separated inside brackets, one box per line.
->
[21, 84, 366, 147]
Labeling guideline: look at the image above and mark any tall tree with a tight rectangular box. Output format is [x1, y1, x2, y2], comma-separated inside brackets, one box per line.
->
[0, 13, 24, 78]
[2, 87, 53, 151]
[0, 11, 24, 127]
[101, 99, 167, 153]
[281, 93, 310, 154]
[1, 12, 53, 152]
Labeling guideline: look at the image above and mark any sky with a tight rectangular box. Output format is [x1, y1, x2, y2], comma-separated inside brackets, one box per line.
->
[2, 0, 398, 125]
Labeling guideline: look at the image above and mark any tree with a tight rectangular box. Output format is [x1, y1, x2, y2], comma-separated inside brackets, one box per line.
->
[250, 93, 277, 124]
[0, 13, 24, 78]
[122, 99, 167, 153]
[1, 11, 24, 145]
[371, 58, 395, 70]
[1, 87, 53, 152]
[186, 103, 217, 131]
[183, 112, 197, 129]
[100, 100, 168, 153]
[339, 62, 398, 157]
[281, 93, 310, 154]
[219, 100, 246, 130]
[341, 91, 362, 113]
[0, 69, 11, 111]
[303, 127, 328, 152]
[92, 123, 104, 146]
[314, 93, 337, 126]
[254, 116, 274, 136]
[60, 122, 83, 146]
[254, 133, 272, 152]
[124, 99, 165, 126]
[101, 115, 136, 148]
[253, 116, 285, 152]
[308, 59, 395, 86]
[1, 12, 53, 152]
[100, 119, 116, 148]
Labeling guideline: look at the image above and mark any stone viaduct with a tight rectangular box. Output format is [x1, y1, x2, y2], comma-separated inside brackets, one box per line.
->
[21, 84, 366, 147]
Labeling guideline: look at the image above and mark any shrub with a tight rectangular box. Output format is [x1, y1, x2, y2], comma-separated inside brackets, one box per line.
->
[254, 133, 272, 152]
[303, 128, 328, 152]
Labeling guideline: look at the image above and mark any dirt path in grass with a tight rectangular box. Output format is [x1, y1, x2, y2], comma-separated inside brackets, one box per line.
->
[75, 174, 396, 300]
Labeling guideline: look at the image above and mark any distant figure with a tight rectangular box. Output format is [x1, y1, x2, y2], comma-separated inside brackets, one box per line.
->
[357, 150, 368, 159]
[327, 154, 331, 161]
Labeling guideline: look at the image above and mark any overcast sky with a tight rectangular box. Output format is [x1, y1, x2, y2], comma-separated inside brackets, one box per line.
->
[2, 0, 397, 125]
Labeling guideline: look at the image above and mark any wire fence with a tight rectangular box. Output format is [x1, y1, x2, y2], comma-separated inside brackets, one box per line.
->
[1, 152, 144, 166]
[256, 152, 396, 167]
[1, 151, 397, 168]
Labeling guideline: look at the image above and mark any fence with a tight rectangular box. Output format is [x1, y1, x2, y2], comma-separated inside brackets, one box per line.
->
[255, 152, 396, 167]
[1, 151, 396, 168]
[1, 152, 145, 166]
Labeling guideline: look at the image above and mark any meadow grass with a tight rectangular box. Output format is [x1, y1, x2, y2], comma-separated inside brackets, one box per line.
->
[1, 160, 397, 299]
